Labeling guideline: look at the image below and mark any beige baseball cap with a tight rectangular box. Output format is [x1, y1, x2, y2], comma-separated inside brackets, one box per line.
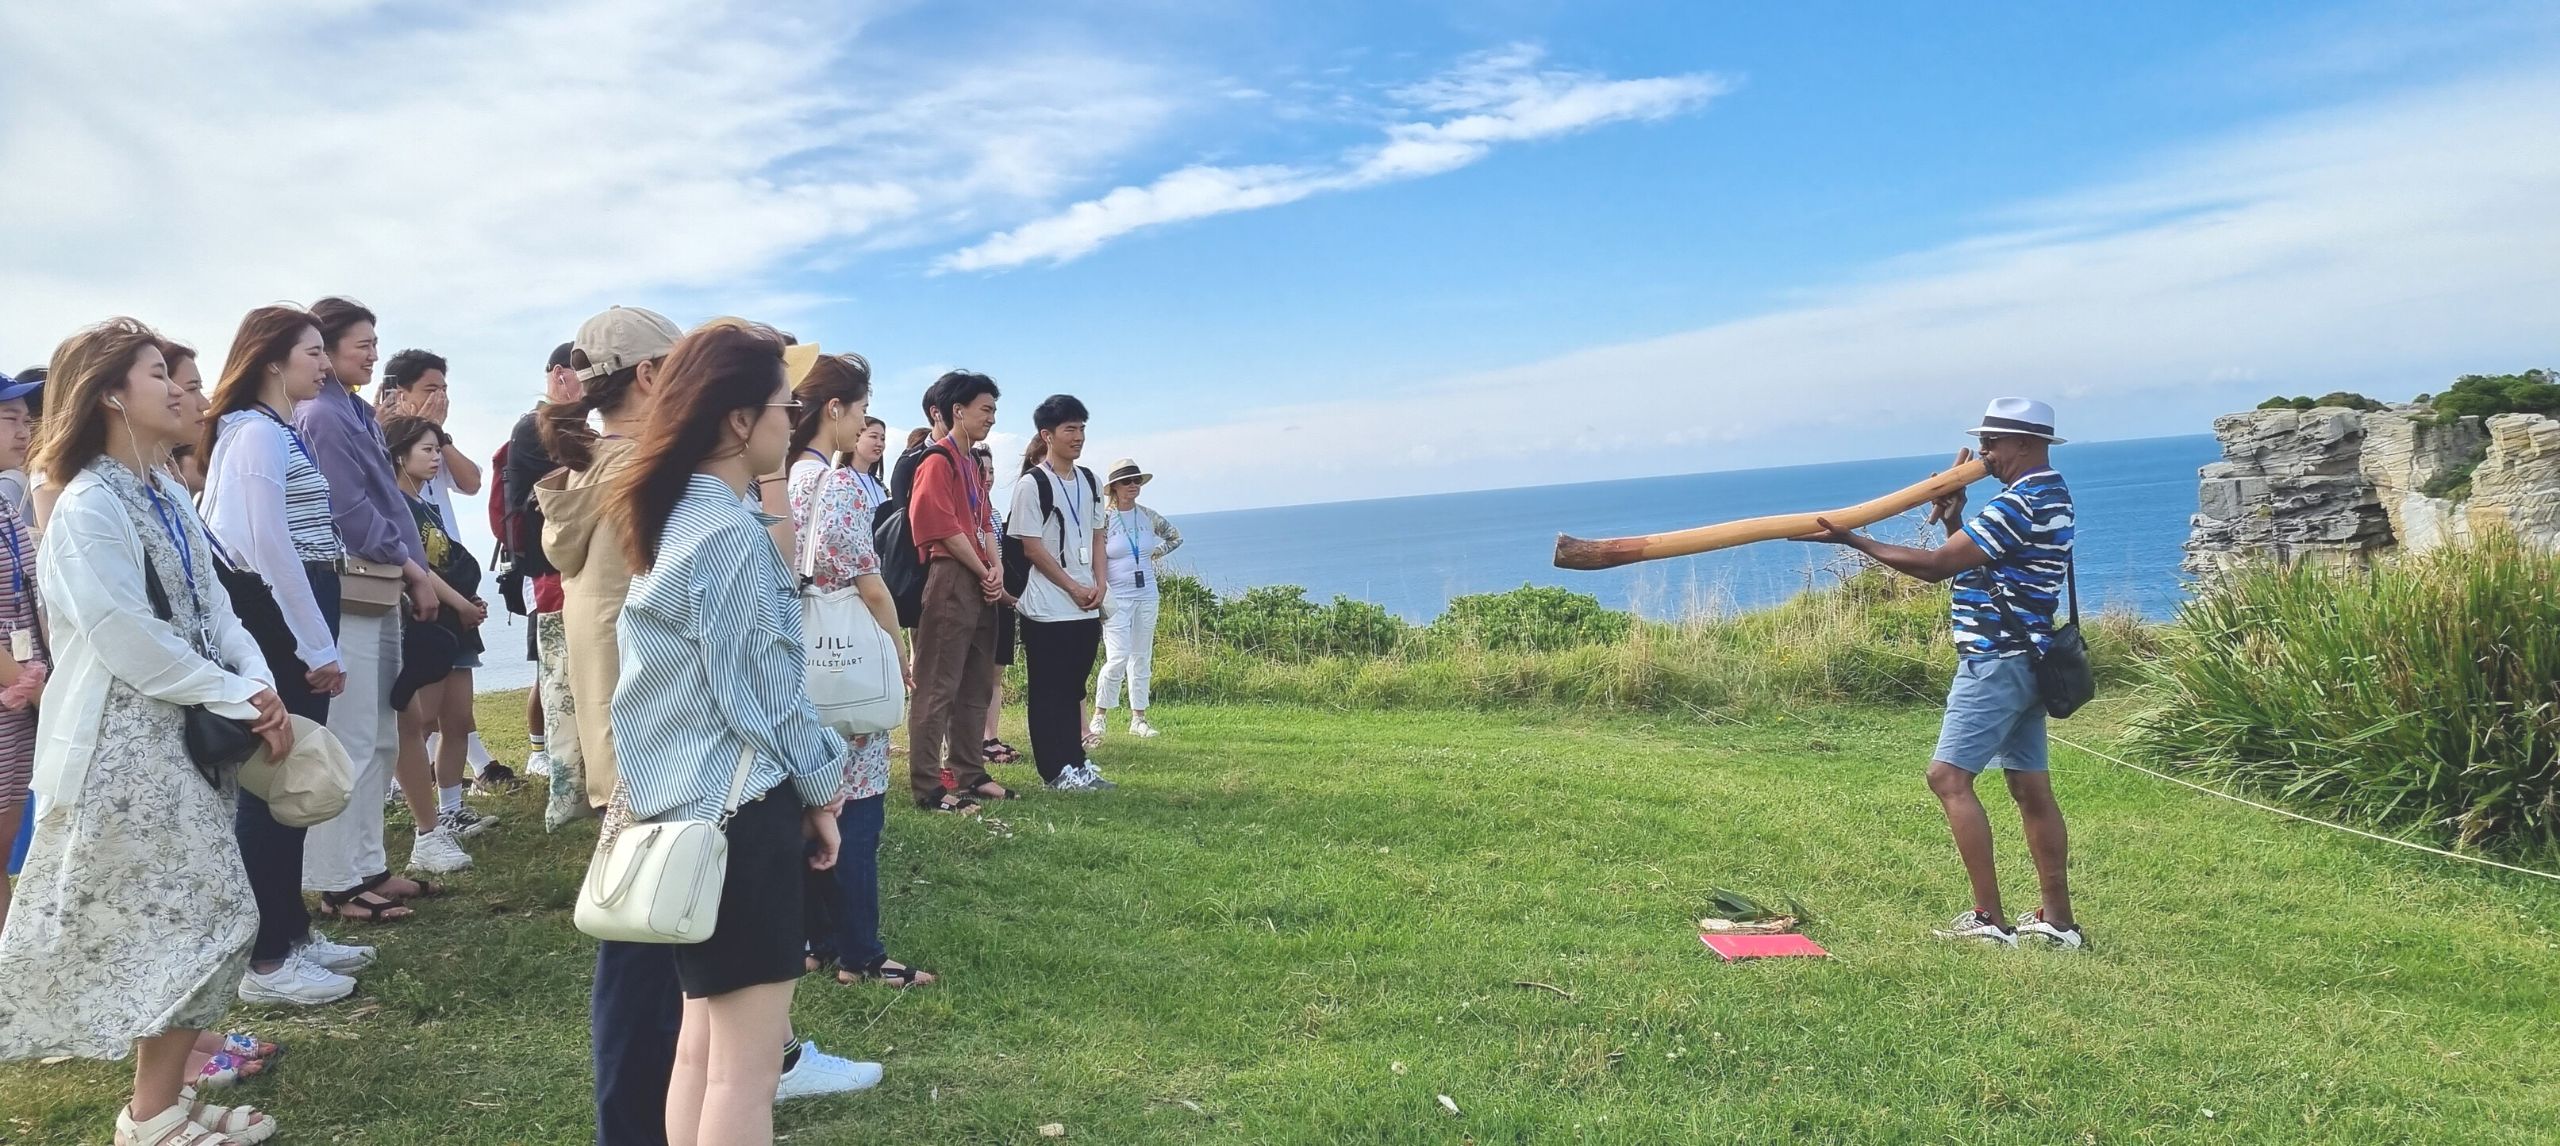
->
[573, 305, 683, 382]
[696, 315, 822, 384]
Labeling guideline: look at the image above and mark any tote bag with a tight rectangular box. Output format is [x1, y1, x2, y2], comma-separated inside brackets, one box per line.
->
[797, 459, 906, 735]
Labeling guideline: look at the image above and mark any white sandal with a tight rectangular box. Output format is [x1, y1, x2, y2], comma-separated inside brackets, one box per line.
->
[177, 1086, 277, 1144]
[114, 1103, 239, 1146]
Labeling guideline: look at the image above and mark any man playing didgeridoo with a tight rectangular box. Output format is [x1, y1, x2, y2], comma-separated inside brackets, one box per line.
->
[1800, 397, 2085, 950]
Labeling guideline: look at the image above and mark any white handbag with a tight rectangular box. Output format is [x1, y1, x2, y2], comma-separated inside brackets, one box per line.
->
[572, 746, 753, 944]
[797, 459, 907, 735]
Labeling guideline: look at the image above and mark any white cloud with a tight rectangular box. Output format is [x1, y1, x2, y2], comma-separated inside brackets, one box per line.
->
[0, 0, 1174, 549]
[936, 45, 1726, 272]
[1102, 66, 2560, 514]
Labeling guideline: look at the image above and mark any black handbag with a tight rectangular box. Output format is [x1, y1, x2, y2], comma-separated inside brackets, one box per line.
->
[142, 551, 261, 787]
[1989, 554, 2095, 719]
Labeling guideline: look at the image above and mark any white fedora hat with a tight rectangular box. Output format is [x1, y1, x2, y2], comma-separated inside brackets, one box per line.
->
[1964, 397, 2066, 444]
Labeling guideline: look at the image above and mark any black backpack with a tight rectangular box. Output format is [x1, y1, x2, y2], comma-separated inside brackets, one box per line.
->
[873, 443, 955, 627]
[999, 464, 1096, 599]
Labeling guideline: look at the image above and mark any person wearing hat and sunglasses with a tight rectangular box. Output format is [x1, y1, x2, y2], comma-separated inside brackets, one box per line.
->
[1088, 458, 1180, 743]
[1799, 397, 2085, 951]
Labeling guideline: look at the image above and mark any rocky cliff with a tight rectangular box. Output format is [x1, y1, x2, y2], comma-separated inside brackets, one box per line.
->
[2184, 407, 2560, 575]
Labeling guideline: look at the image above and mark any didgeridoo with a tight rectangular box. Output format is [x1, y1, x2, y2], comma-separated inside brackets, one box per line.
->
[1553, 457, 1990, 571]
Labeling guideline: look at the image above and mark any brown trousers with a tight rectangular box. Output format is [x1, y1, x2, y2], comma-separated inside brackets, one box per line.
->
[907, 557, 999, 805]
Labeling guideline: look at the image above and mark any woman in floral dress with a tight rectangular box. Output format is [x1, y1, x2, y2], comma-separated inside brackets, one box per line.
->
[776, 353, 935, 988]
[0, 319, 291, 1145]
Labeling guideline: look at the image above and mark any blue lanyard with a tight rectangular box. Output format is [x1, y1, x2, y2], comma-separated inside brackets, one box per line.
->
[1117, 508, 1148, 573]
[255, 403, 317, 467]
[1, 515, 23, 600]
[939, 437, 983, 525]
[1046, 463, 1083, 534]
[144, 479, 201, 621]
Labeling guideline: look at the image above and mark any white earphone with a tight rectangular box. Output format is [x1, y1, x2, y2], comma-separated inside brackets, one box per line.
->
[106, 397, 123, 410]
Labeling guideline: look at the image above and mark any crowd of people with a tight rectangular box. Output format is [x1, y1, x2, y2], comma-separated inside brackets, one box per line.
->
[0, 302, 1183, 1146]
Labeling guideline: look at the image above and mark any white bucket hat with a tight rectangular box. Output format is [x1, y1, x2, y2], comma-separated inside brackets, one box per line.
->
[237, 716, 356, 829]
[1964, 397, 2066, 444]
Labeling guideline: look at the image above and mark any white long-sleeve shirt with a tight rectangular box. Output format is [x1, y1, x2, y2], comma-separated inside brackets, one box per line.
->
[201, 411, 343, 671]
[31, 461, 274, 813]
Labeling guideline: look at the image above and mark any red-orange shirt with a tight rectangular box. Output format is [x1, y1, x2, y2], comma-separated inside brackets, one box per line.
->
[907, 443, 989, 564]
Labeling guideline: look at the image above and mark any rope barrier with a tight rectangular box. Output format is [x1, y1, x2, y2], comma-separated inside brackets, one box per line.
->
[2050, 734, 2560, 884]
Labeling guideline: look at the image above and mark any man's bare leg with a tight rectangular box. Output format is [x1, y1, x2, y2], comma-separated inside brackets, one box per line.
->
[2006, 770, 2073, 927]
[1928, 761, 2004, 924]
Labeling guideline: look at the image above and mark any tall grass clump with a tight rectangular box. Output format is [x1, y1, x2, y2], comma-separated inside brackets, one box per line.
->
[1149, 569, 2151, 717]
[2133, 531, 2560, 853]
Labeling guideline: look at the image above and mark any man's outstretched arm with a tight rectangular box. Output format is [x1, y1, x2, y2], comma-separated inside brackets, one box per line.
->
[1803, 516, 1992, 584]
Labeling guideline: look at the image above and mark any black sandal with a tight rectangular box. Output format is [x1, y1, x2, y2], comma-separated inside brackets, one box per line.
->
[970, 781, 1019, 801]
[921, 794, 980, 814]
[840, 956, 937, 988]
[317, 889, 414, 923]
[981, 738, 1020, 764]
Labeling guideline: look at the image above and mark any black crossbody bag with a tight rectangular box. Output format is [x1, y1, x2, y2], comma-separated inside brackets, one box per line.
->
[1989, 554, 2095, 719]
[142, 551, 261, 787]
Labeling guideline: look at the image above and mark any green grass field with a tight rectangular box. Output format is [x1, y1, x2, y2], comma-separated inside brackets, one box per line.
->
[6, 694, 2557, 1144]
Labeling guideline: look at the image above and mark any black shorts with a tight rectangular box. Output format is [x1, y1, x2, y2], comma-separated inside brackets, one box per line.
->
[672, 785, 808, 999]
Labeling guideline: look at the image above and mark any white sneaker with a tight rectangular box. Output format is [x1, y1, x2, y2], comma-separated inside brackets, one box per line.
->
[775, 1042, 883, 1102]
[2016, 908, 2088, 951]
[1087, 713, 1107, 741]
[1075, 761, 1116, 790]
[525, 750, 553, 778]
[298, 932, 376, 974]
[239, 952, 357, 1006]
[1930, 909, 2017, 947]
[1128, 717, 1158, 739]
[408, 826, 474, 873]
[1048, 767, 1095, 792]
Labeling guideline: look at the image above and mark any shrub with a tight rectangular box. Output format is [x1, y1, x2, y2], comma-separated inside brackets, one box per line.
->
[2258, 392, 2383, 412]
[1429, 585, 1632, 651]
[2132, 531, 2560, 853]
[2429, 369, 2560, 425]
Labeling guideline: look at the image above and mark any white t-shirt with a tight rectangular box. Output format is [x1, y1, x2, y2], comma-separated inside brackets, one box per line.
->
[1103, 506, 1160, 595]
[1006, 464, 1102, 623]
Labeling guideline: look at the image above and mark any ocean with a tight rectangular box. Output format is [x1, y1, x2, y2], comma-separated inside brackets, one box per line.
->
[472, 433, 2217, 692]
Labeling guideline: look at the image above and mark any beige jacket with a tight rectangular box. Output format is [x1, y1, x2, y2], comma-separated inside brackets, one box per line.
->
[536, 438, 639, 807]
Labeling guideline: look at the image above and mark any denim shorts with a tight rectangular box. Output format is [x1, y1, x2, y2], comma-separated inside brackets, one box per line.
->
[1934, 654, 2047, 773]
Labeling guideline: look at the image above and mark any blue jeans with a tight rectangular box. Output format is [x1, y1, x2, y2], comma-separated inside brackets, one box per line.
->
[238, 563, 338, 961]
[819, 794, 887, 971]
[591, 940, 682, 1146]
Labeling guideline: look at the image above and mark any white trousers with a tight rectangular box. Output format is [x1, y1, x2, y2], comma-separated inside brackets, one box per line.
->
[302, 609, 400, 892]
[1095, 590, 1161, 712]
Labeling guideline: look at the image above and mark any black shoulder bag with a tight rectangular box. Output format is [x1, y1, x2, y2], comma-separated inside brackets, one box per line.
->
[1989, 554, 2095, 719]
[142, 551, 261, 787]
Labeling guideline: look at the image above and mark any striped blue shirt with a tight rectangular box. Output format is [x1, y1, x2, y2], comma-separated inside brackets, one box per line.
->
[1951, 468, 2074, 661]
[612, 474, 847, 823]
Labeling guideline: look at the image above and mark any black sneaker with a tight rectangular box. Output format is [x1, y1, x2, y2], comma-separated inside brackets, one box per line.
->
[443, 805, 497, 838]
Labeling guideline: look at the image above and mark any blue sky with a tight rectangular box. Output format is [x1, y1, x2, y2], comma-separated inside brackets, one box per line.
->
[4, 0, 2556, 528]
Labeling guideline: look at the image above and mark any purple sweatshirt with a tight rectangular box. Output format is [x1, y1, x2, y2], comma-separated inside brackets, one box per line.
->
[293, 376, 426, 567]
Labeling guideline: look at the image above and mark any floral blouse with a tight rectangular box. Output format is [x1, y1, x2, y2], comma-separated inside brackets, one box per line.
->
[788, 454, 891, 802]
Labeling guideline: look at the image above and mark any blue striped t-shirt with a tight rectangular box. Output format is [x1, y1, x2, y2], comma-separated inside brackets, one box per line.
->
[1950, 469, 2074, 660]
